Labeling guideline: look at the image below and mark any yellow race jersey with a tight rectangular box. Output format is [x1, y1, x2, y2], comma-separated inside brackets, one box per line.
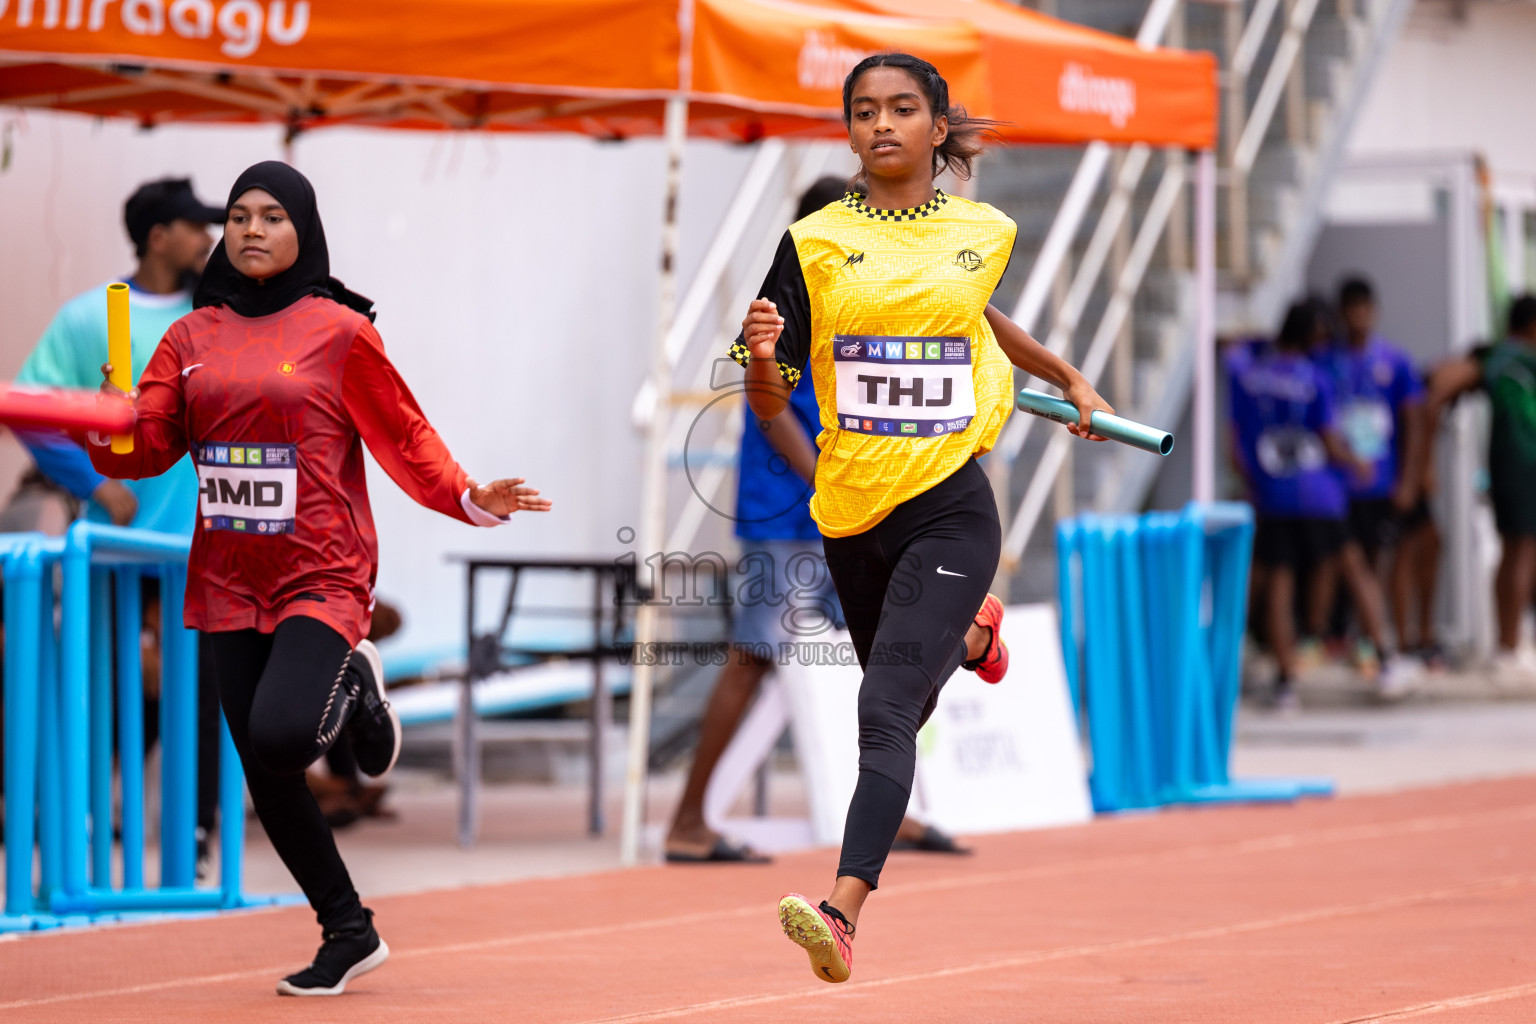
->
[729, 190, 1016, 537]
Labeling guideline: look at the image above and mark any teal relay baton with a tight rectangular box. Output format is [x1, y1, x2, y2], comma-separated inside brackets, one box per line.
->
[1015, 387, 1175, 456]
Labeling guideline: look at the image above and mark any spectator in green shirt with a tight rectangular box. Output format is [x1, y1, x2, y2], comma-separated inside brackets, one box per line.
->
[1419, 294, 1536, 683]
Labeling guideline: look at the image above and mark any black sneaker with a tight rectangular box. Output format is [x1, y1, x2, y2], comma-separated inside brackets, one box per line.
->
[276, 909, 389, 996]
[344, 640, 401, 778]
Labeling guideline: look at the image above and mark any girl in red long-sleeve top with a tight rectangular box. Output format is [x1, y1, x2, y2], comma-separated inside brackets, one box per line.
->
[92, 161, 549, 998]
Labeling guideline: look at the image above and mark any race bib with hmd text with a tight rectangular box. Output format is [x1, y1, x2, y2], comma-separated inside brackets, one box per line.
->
[195, 442, 298, 535]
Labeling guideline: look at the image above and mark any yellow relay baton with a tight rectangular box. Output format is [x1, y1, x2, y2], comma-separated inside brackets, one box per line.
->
[106, 282, 133, 454]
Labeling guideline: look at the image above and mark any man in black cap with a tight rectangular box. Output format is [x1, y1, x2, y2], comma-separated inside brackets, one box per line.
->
[3, 177, 224, 874]
[10, 177, 223, 531]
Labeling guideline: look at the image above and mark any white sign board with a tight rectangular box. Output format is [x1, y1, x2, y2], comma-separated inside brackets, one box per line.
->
[779, 640, 866, 846]
[911, 604, 1093, 834]
[762, 604, 1092, 846]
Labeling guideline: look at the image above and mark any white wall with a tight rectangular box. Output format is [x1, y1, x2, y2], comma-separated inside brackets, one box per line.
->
[1347, 0, 1536, 175]
[0, 111, 760, 654]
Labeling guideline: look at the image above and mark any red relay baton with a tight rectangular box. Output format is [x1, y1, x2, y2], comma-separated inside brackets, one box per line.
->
[0, 386, 135, 435]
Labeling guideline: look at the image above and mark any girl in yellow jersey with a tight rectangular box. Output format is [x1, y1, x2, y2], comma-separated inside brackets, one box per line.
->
[733, 53, 1113, 983]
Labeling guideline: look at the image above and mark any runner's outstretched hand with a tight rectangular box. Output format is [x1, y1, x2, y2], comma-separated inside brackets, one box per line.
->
[468, 478, 552, 517]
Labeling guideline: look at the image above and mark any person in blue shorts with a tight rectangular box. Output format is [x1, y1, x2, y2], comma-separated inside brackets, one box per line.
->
[664, 177, 964, 862]
[1230, 300, 1415, 709]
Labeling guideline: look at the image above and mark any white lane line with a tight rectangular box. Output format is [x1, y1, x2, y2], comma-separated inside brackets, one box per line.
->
[1322, 980, 1536, 1022]
[0, 907, 757, 1012]
[5, 801, 1535, 1011]
[564, 873, 1536, 1024]
[0, 967, 281, 1011]
[892, 802, 1536, 898]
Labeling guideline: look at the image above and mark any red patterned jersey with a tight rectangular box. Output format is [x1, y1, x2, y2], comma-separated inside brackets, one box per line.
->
[90, 295, 500, 644]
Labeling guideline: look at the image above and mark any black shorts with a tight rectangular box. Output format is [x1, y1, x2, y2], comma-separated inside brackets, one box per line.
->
[1348, 498, 1398, 554]
[1492, 482, 1536, 538]
[1399, 498, 1432, 533]
[1253, 516, 1347, 569]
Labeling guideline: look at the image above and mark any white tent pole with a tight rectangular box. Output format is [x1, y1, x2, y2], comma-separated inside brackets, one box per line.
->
[1193, 148, 1217, 504]
[620, 92, 688, 868]
[621, 0, 695, 867]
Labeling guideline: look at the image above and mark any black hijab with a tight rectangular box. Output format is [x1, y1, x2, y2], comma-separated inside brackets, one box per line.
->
[193, 160, 375, 321]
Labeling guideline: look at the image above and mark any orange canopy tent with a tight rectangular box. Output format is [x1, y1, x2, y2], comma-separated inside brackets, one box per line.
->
[841, 0, 1214, 147]
[0, 0, 1214, 147]
[0, 0, 1220, 863]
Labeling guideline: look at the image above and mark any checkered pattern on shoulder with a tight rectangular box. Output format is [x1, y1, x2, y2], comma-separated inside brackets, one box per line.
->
[728, 338, 801, 388]
[840, 189, 949, 222]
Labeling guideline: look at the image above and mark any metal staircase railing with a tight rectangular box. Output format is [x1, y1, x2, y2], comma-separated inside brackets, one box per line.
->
[990, 0, 1414, 592]
[999, 154, 1190, 575]
[1242, 0, 1417, 330]
[989, 0, 1189, 585]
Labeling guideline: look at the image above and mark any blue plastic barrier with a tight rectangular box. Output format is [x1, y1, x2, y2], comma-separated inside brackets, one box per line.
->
[1056, 502, 1334, 813]
[1, 522, 277, 931]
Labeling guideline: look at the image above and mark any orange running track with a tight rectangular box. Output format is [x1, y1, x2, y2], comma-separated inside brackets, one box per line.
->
[4, 775, 1536, 1023]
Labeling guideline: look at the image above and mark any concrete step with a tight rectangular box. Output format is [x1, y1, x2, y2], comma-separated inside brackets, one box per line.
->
[1250, 144, 1311, 188]
[1250, 181, 1301, 231]
[1306, 52, 1350, 104]
[1308, 12, 1364, 63]
[1183, 2, 1227, 54]
[1054, 0, 1144, 38]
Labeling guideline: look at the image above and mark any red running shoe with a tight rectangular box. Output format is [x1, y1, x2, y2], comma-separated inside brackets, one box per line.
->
[778, 893, 853, 983]
[965, 593, 1008, 684]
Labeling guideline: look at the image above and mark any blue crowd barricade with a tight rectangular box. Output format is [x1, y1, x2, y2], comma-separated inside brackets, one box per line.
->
[1056, 502, 1334, 814]
[1, 521, 278, 931]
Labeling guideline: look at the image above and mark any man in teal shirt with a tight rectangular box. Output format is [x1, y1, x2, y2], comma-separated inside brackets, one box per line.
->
[14, 178, 222, 530]
[10, 178, 224, 873]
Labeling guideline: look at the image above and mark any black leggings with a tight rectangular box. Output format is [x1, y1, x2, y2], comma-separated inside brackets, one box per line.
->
[822, 458, 1000, 889]
[206, 615, 366, 932]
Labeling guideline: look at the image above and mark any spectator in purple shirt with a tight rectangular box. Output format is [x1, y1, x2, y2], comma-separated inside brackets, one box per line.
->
[1230, 300, 1417, 709]
[1313, 278, 1435, 667]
